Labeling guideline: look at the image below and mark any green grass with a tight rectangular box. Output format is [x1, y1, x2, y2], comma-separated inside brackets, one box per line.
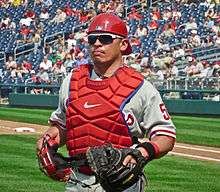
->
[0, 134, 219, 192]
[0, 107, 53, 125]
[146, 155, 220, 192]
[0, 107, 220, 147]
[0, 135, 65, 192]
[172, 115, 220, 147]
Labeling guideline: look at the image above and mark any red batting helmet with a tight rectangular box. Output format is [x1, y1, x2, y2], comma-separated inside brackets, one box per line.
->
[88, 13, 132, 55]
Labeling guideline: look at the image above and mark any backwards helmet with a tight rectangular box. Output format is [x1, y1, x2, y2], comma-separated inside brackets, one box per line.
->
[88, 13, 132, 55]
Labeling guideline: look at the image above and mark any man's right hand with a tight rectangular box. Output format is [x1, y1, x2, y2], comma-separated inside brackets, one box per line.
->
[36, 126, 64, 151]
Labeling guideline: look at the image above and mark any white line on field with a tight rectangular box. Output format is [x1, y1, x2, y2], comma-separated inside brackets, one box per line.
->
[175, 144, 220, 154]
[170, 152, 220, 162]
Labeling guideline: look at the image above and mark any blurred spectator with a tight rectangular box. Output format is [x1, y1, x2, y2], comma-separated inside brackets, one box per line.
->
[50, 8, 66, 24]
[173, 45, 185, 59]
[182, 17, 198, 31]
[30, 76, 43, 95]
[151, 7, 162, 20]
[15, 63, 25, 79]
[18, 24, 32, 43]
[0, 14, 11, 29]
[188, 30, 201, 47]
[51, 60, 66, 77]
[64, 3, 73, 17]
[30, 70, 37, 81]
[115, 2, 124, 17]
[37, 67, 49, 83]
[140, 55, 149, 67]
[64, 54, 76, 72]
[52, 35, 65, 49]
[130, 36, 141, 47]
[128, 7, 142, 20]
[154, 66, 164, 80]
[79, 10, 89, 23]
[19, 16, 33, 27]
[74, 29, 87, 40]
[75, 52, 88, 67]
[167, 60, 179, 77]
[141, 65, 154, 77]
[201, 35, 214, 47]
[172, 7, 182, 20]
[162, 7, 172, 21]
[39, 8, 50, 20]
[134, 24, 148, 38]
[156, 38, 170, 53]
[200, 60, 211, 77]
[212, 61, 220, 77]
[40, 55, 53, 71]
[69, 44, 81, 59]
[48, 50, 62, 65]
[128, 54, 141, 72]
[32, 31, 41, 53]
[97, 1, 107, 13]
[6, 56, 17, 70]
[184, 56, 201, 77]
[56, 45, 66, 60]
[21, 58, 32, 73]
[214, 31, 220, 46]
[148, 19, 159, 30]
[44, 43, 53, 55]
[205, 8, 217, 19]
[87, 0, 95, 9]
[24, 8, 36, 19]
[161, 23, 176, 38]
[67, 33, 77, 51]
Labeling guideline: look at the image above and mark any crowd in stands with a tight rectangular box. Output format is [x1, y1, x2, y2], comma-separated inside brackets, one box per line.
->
[0, 0, 220, 96]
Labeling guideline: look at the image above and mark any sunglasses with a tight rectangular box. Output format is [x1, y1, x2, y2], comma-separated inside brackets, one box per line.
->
[87, 33, 123, 45]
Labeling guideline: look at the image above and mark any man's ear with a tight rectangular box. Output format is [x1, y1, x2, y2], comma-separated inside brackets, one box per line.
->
[120, 39, 129, 53]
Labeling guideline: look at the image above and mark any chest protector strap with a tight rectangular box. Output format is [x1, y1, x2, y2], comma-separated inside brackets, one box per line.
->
[66, 65, 144, 156]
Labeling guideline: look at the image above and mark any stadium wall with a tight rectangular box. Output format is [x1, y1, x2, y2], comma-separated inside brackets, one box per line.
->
[8, 93, 220, 115]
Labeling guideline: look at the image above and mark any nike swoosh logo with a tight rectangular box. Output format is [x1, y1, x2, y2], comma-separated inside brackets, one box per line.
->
[84, 102, 101, 109]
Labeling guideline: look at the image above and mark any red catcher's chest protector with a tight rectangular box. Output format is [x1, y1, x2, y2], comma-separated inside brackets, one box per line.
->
[66, 65, 144, 156]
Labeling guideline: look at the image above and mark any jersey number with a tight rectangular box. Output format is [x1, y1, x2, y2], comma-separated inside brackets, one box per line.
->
[159, 103, 170, 120]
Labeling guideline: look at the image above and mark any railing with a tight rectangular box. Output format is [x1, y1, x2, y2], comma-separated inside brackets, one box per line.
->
[43, 32, 64, 48]
[14, 42, 35, 60]
[146, 76, 220, 90]
[0, 77, 219, 100]
[0, 51, 6, 69]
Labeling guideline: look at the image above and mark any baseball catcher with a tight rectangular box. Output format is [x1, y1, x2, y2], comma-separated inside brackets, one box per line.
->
[36, 12, 176, 192]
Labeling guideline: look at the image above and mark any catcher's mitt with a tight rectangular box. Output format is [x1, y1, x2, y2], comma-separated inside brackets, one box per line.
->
[86, 144, 148, 192]
[37, 135, 72, 182]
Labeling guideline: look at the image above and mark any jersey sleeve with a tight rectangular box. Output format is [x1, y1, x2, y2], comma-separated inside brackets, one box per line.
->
[141, 80, 176, 139]
[48, 75, 71, 130]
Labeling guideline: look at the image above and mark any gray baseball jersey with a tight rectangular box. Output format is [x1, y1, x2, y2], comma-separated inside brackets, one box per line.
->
[49, 69, 176, 140]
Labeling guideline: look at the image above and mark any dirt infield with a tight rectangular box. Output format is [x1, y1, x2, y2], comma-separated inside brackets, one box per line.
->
[0, 120, 219, 163]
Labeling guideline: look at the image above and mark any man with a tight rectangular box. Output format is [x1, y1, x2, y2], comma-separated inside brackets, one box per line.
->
[37, 13, 176, 192]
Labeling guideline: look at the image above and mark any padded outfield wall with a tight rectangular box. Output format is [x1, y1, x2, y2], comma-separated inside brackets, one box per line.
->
[8, 92, 220, 115]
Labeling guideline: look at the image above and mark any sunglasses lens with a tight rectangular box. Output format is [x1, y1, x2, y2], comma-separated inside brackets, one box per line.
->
[88, 35, 98, 45]
[99, 35, 114, 44]
[88, 35, 114, 45]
